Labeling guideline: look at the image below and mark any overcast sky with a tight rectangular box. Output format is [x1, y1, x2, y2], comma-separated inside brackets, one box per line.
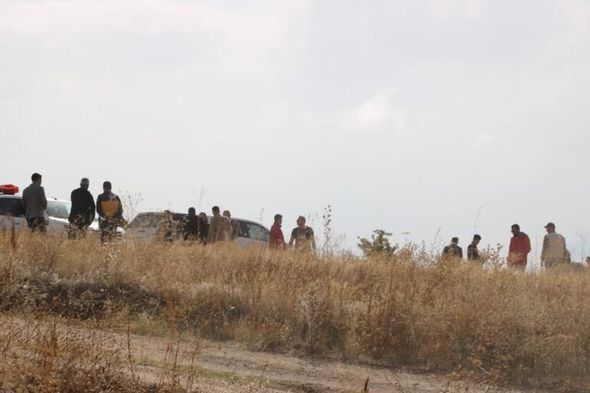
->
[2, 0, 589, 263]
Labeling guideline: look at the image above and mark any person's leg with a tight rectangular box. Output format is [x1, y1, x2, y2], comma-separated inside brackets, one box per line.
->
[28, 217, 46, 233]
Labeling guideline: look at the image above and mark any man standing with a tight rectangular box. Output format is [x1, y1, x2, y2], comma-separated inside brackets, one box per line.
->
[508, 224, 531, 270]
[288, 216, 316, 253]
[96, 181, 123, 243]
[541, 222, 568, 268]
[68, 178, 95, 239]
[198, 212, 209, 244]
[208, 206, 231, 244]
[269, 214, 286, 250]
[21, 173, 48, 233]
[182, 207, 199, 242]
[467, 234, 482, 262]
[442, 237, 463, 259]
[223, 210, 241, 239]
[157, 210, 177, 242]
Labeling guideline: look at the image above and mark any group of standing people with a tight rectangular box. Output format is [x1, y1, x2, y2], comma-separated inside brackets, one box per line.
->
[156, 205, 239, 244]
[158, 208, 317, 253]
[19, 173, 574, 264]
[442, 223, 571, 269]
[21, 174, 125, 242]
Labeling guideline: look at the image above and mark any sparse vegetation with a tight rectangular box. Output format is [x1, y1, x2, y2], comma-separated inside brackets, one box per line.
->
[1, 231, 589, 391]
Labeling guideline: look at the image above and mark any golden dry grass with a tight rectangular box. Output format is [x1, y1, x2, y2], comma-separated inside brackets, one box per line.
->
[1, 232, 589, 391]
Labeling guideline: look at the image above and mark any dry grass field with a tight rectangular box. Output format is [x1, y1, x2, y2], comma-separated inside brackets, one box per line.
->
[0, 232, 589, 392]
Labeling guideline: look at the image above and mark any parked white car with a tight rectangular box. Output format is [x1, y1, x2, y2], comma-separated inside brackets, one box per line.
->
[125, 211, 270, 247]
[0, 192, 116, 236]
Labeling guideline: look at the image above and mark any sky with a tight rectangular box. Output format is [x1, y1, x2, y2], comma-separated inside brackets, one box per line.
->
[1, 0, 590, 264]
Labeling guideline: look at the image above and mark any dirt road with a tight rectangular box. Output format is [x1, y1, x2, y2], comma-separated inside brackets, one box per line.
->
[1, 316, 540, 393]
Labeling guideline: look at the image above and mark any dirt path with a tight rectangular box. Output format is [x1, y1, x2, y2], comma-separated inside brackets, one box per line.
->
[1, 316, 540, 393]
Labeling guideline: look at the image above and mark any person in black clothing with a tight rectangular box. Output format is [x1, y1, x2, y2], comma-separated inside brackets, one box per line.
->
[182, 207, 199, 241]
[198, 212, 209, 244]
[442, 237, 463, 259]
[68, 178, 96, 239]
[96, 181, 124, 243]
[467, 234, 482, 262]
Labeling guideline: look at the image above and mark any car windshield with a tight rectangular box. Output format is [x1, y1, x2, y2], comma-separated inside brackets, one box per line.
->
[47, 200, 71, 219]
[129, 213, 161, 229]
[0, 198, 25, 217]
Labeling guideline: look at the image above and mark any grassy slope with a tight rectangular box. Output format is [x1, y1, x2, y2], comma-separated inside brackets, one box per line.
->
[1, 233, 589, 391]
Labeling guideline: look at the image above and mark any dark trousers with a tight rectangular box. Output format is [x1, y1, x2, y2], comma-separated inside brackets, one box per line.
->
[27, 217, 47, 233]
[68, 221, 90, 239]
[99, 221, 118, 243]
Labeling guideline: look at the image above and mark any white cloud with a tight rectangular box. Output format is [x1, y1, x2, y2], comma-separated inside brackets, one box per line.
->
[302, 88, 407, 136]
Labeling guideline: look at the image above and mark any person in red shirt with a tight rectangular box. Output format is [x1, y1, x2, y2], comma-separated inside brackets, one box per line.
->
[269, 214, 286, 250]
[508, 224, 531, 270]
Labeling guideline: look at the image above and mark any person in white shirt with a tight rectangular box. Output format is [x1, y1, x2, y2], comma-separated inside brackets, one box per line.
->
[541, 222, 568, 268]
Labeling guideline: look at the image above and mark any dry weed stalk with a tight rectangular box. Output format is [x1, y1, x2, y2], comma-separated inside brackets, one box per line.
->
[0, 234, 589, 390]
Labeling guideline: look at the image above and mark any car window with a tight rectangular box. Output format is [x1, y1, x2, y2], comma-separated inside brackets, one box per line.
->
[0, 198, 25, 217]
[129, 214, 160, 229]
[239, 221, 269, 242]
[47, 200, 71, 219]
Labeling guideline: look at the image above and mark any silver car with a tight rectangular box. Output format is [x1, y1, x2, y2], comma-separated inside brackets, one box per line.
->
[125, 211, 270, 247]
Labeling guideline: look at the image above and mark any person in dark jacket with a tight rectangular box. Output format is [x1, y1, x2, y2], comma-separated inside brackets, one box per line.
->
[68, 178, 95, 239]
[467, 234, 481, 262]
[182, 207, 199, 241]
[96, 181, 123, 243]
[21, 173, 48, 233]
[442, 237, 463, 259]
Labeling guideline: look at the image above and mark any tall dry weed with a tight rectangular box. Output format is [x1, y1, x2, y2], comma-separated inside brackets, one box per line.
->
[1, 232, 590, 389]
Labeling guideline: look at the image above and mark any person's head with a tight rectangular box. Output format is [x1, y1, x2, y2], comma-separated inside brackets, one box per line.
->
[80, 178, 89, 190]
[511, 224, 521, 236]
[223, 210, 231, 218]
[103, 181, 112, 192]
[545, 222, 556, 234]
[162, 210, 172, 220]
[212, 206, 220, 215]
[199, 212, 208, 221]
[472, 234, 481, 245]
[274, 214, 283, 225]
[31, 173, 42, 185]
[451, 237, 459, 245]
[188, 207, 196, 216]
[296, 216, 306, 228]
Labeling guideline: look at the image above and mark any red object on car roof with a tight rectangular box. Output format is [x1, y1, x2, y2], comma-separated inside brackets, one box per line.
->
[0, 184, 19, 195]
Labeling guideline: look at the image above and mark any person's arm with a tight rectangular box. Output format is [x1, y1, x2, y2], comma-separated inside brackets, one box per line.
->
[96, 196, 104, 219]
[89, 193, 96, 222]
[540, 235, 548, 264]
[288, 228, 295, 247]
[458, 247, 463, 259]
[309, 228, 317, 252]
[116, 196, 124, 218]
[21, 191, 27, 214]
[40, 187, 47, 210]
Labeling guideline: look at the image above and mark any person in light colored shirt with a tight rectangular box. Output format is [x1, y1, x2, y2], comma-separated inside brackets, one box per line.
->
[541, 222, 568, 268]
